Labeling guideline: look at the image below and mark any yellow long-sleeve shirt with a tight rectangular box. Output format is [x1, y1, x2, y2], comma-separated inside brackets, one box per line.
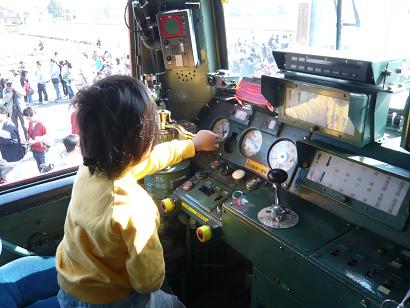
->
[55, 140, 195, 304]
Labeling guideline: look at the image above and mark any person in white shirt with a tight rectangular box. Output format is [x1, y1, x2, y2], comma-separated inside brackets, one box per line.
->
[34, 61, 49, 103]
[50, 59, 61, 102]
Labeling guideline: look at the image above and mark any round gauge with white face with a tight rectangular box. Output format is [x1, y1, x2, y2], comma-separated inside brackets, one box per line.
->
[240, 129, 263, 158]
[211, 118, 230, 141]
[268, 139, 297, 171]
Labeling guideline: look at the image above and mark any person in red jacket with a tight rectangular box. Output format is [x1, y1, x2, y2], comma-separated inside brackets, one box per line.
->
[23, 107, 54, 173]
[70, 105, 79, 135]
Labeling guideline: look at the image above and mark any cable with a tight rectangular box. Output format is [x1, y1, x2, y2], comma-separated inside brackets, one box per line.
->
[127, 1, 166, 81]
[124, 0, 135, 32]
[151, 28, 161, 77]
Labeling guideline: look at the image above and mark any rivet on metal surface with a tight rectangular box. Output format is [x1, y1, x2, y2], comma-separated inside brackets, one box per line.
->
[360, 299, 368, 307]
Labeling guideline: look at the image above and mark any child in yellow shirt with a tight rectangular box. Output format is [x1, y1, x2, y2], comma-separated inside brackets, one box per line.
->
[55, 75, 219, 307]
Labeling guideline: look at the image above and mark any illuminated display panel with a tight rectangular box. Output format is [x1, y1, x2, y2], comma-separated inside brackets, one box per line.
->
[307, 150, 409, 216]
[283, 87, 355, 136]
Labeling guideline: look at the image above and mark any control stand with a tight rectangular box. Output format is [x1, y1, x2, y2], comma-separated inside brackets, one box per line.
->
[257, 169, 299, 228]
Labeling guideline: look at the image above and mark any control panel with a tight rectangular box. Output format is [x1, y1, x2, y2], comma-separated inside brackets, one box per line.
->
[211, 105, 302, 188]
[150, 51, 409, 307]
[272, 50, 403, 86]
[154, 95, 409, 306]
[296, 140, 410, 231]
[157, 9, 198, 69]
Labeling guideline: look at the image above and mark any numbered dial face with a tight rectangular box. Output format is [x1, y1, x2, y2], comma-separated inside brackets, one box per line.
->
[241, 129, 263, 158]
[211, 118, 230, 141]
[268, 139, 297, 171]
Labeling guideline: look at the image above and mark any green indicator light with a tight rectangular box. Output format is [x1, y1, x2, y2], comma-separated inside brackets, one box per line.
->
[232, 191, 244, 199]
[164, 19, 179, 35]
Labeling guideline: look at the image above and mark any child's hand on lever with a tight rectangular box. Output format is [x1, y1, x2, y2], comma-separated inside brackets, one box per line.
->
[193, 130, 220, 152]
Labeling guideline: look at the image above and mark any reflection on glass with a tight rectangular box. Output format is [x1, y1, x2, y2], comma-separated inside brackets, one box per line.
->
[241, 129, 263, 158]
[0, 1, 130, 188]
[284, 87, 355, 135]
[211, 118, 229, 141]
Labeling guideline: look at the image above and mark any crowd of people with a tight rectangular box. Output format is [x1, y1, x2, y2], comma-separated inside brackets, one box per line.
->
[228, 33, 293, 78]
[0, 40, 130, 184]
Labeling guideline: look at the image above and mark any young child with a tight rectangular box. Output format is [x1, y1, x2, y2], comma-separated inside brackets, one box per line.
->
[23, 106, 54, 173]
[55, 134, 82, 169]
[55, 75, 219, 307]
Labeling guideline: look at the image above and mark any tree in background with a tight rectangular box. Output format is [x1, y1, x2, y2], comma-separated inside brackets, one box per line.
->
[47, 0, 63, 18]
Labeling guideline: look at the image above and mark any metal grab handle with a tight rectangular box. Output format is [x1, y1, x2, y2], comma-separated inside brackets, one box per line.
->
[0, 238, 36, 257]
[165, 123, 196, 140]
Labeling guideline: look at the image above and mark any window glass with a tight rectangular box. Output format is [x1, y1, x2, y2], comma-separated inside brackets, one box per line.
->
[223, 0, 410, 79]
[0, 0, 131, 187]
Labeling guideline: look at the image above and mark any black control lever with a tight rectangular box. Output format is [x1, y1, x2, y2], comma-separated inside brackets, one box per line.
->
[267, 169, 288, 222]
[221, 162, 233, 176]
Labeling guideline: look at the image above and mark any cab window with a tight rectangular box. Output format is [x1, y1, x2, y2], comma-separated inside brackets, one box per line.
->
[0, 1, 131, 188]
[223, 0, 410, 80]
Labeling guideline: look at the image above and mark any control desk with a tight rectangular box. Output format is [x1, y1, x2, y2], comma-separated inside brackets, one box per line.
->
[153, 53, 410, 308]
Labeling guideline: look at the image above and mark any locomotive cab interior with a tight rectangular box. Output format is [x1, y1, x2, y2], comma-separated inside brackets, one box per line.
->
[0, 1, 409, 307]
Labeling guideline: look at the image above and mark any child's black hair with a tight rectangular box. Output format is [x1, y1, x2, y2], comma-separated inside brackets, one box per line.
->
[63, 134, 79, 153]
[75, 75, 159, 179]
[23, 106, 34, 117]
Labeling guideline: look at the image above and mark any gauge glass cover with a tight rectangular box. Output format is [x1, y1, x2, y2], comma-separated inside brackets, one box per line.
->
[268, 139, 297, 171]
[241, 129, 263, 157]
[211, 118, 230, 141]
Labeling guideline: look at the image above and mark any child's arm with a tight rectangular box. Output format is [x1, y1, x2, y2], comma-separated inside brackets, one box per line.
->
[131, 139, 195, 180]
[132, 130, 219, 180]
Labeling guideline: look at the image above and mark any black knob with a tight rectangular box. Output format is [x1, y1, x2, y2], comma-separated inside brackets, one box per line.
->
[267, 169, 288, 185]
[221, 163, 232, 176]
[207, 76, 216, 86]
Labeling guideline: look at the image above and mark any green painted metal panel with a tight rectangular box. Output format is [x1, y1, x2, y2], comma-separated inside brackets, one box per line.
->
[222, 207, 379, 307]
[166, 0, 218, 121]
[0, 198, 69, 265]
[223, 186, 352, 254]
[252, 267, 303, 308]
[315, 228, 410, 305]
[144, 160, 191, 200]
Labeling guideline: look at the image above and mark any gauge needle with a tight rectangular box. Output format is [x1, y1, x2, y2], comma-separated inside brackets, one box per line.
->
[248, 141, 257, 151]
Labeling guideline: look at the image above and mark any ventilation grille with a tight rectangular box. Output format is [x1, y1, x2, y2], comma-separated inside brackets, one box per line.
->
[176, 70, 197, 83]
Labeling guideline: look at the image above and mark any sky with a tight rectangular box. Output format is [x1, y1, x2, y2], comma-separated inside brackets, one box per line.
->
[0, 0, 123, 13]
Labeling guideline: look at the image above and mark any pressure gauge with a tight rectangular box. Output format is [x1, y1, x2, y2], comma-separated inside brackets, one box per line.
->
[268, 139, 297, 172]
[240, 129, 263, 158]
[211, 118, 229, 141]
